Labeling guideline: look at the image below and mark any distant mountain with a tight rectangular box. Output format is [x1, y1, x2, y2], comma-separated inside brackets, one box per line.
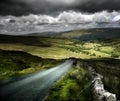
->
[50, 28, 120, 41]
[0, 28, 120, 41]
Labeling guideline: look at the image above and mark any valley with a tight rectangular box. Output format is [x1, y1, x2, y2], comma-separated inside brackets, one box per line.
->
[0, 28, 120, 100]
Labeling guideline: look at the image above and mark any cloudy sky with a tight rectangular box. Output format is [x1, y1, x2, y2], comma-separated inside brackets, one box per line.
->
[0, 0, 120, 16]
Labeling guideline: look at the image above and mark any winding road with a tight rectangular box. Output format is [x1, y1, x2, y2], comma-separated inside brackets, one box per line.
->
[0, 59, 74, 101]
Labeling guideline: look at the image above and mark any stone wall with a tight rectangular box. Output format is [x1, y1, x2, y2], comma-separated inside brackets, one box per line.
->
[88, 66, 117, 101]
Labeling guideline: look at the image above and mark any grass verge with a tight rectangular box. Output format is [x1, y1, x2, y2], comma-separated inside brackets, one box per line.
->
[45, 62, 92, 101]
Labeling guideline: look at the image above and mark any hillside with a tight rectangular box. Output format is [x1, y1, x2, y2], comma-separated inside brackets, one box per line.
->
[56, 28, 120, 41]
[0, 49, 62, 79]
[0, 32, 120, 59]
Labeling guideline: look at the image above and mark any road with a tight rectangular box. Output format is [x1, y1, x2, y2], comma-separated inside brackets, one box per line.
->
[0, 59, 74, 101]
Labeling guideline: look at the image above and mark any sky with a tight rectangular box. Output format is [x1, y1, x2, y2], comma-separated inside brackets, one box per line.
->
[0, 0, 120, 34]
[0, 0, 120, 16]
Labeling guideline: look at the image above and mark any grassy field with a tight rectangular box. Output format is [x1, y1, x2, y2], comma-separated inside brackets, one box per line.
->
[0, 33, 120, 59]
[0, 35, 95, 59]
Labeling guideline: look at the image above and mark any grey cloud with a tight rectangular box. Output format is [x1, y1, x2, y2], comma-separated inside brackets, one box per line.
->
[0, 0, 120, 16]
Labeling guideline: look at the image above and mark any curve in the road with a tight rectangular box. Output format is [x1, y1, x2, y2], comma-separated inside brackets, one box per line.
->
[0, 59, 74, 101]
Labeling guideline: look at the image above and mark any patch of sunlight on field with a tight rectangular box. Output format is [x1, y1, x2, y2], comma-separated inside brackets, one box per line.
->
[60, 30, 91, 38]
[83, 43, 101, 49]
[87, 49, 110, 57]
[100, 46, 114, 53]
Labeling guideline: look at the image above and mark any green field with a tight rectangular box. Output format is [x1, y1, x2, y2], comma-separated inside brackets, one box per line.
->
[0, 33, 120, 59]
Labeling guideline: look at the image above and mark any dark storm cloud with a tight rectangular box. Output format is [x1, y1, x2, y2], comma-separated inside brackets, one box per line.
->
[0, 0, 120, 16]
[0, 0, 32, 16]
[75, 0, 120, 12]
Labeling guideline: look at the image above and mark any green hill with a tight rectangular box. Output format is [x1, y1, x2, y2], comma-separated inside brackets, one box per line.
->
[0, 49, 62, 79]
